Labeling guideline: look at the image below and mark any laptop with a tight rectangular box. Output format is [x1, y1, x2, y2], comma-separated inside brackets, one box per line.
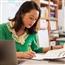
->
[0, 40, 17, 65]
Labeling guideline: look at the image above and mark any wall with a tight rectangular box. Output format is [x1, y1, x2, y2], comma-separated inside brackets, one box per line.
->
[0, 0, 30, 24]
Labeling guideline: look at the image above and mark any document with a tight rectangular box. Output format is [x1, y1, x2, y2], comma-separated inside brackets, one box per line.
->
[32, 48, 65, 60]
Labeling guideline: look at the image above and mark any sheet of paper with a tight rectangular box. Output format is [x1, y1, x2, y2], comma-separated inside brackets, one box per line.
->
[32, 53, 45, 60]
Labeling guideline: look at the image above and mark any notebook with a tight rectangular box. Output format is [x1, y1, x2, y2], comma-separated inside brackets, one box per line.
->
[0, 40, 17, 65]
[32, 48, 65, 60]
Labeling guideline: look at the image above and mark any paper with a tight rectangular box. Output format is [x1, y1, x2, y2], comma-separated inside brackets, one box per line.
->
[32, 49, 65, 60]
[32, 53, 45, 60]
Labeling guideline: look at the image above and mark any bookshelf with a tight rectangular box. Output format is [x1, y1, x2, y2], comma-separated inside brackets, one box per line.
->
[40, 0, 59, 42]
[32, 0, 60, 46]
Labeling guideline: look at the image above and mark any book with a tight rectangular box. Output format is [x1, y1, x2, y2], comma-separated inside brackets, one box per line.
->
[32, 48, 65, 60]
[50, 21, 57, 31]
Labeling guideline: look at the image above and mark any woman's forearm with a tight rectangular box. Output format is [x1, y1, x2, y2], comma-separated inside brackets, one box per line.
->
[42, 45, 63, 53]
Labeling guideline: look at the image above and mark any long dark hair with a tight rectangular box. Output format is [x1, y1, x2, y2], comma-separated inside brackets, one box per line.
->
[9, 1, 41, 34]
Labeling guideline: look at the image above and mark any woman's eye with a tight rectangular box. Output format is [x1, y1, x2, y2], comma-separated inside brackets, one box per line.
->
[30, 17, 34, 20]
[29, 17, 37, 21]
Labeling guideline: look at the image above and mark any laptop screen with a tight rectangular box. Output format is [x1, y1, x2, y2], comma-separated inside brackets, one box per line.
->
[0, 40, 17, 65]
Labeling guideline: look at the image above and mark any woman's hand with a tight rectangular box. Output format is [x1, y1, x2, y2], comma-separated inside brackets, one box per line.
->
[43, 45, 63, 53]
[16, 51, 36, 59]
[52, 45, 63, 49]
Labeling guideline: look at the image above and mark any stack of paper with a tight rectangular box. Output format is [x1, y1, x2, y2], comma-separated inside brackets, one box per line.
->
[32, 49, 65, 60]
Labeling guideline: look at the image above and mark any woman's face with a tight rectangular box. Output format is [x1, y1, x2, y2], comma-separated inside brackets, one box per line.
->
[22, 9, 39, 28]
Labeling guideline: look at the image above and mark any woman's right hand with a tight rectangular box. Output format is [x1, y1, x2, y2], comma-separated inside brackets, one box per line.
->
[16, 51, 36, 59]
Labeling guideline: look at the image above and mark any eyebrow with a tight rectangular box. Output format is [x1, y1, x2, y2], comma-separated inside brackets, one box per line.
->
[30, 15, 38, 20]
[30, 15, 35, 17]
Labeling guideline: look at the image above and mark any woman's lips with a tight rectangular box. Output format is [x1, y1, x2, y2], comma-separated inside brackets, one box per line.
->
[28, 24, 32, 27]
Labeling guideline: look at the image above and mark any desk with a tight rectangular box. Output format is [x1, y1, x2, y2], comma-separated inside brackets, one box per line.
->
[18, 58, 65, 65]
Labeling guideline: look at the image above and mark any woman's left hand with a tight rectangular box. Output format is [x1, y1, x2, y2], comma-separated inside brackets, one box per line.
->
[53, 45, 63, 49]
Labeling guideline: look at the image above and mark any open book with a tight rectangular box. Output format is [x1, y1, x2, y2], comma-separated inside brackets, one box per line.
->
[32, 48, 65, 60]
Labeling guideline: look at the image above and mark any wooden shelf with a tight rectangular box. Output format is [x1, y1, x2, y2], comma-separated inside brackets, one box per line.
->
[40, 0, 59, 41]
[32, 0, 59, 42]
[40, 17, 49, 21]
[49, 18, 57, 21]
[40, 0, 49, 5]
[40, 0, 57, 7]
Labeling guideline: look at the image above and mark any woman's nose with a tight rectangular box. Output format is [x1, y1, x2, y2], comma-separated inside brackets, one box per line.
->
[31, 19, 36, 24]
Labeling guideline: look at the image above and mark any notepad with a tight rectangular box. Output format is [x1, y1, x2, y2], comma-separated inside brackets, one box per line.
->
[32, 48, 65, 60]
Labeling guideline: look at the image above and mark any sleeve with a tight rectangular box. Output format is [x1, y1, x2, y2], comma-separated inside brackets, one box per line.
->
[31, 34, 43, 53]
[0, 25, 6, 40]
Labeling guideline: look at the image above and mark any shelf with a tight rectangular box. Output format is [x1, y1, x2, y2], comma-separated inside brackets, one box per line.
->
[41, 17, 57, 21]
[40, 0, 59, 41]
[40, 17, 57, 21]
[50, 6, 56, 10]
[49, 2, 57, 7]
[49, 18, 57, 21]
[40, 17, 49, 21]
[40, 0, 49, 5]
[40, 0, 57, 7]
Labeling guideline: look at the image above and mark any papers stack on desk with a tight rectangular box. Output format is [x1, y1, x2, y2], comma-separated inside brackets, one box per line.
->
[32, 48, 65, 60]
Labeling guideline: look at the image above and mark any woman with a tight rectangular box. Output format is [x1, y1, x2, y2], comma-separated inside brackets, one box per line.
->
[0, 1, 63, 59]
